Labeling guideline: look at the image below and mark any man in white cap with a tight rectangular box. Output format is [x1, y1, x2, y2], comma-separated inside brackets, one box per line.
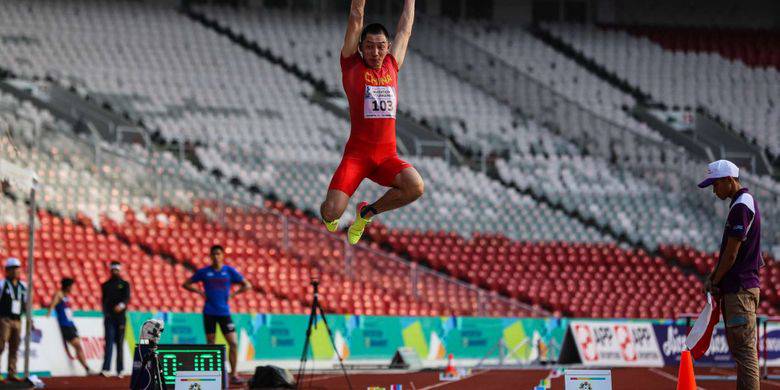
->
[0, 257, 28, 382]
[699, 159, 761, 390]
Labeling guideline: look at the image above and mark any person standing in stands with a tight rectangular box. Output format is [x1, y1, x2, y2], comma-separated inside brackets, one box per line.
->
[101, 261, 130, 377]
[699, 160, 762, 389]
[0, 258, 28, 382]
[183, 245, 251, 384]
[46, 277, 93, 375]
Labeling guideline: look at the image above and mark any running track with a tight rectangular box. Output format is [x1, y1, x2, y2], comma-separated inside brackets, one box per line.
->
[40, 367, 780, 389]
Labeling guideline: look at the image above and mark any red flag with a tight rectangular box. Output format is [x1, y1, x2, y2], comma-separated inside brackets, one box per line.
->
[685, 293, 720, 360]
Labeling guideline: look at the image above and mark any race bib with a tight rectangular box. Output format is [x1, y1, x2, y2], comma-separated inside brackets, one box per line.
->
[65, 307, 74, 322]
[364, 85, 396, 119]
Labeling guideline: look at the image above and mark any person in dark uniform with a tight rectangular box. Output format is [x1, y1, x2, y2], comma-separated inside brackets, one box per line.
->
[0, 258, 27, 382]
[100, 261, 130, 377]
[46, 277, 92, 374]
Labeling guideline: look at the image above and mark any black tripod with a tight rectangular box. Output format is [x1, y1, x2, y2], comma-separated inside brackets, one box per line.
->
[296, 280, 353, 390]
[135, 341, 165, 390]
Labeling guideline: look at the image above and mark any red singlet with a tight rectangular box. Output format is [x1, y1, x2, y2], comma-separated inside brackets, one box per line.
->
[328, 52, 411, 196]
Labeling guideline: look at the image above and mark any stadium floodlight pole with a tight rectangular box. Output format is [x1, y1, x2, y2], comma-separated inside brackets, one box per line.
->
[23, 179, 37, 379]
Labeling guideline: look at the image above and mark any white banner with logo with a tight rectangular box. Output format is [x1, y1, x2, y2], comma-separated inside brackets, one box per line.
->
[568, 321, 664, 367]
[0, 316, 132, 376]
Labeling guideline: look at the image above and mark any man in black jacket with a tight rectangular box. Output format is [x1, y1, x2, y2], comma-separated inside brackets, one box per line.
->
[100, 261, 130, 377]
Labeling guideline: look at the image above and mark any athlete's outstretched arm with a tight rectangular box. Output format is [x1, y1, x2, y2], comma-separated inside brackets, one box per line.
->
[341, 0, 366, 58]
[391, 0, 415, 69]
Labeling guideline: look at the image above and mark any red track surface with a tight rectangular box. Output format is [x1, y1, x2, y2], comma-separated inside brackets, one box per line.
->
[39, 367, 780, 389]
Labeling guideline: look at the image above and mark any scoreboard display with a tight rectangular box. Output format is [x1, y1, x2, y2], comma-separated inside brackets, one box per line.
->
[131, 344, 226, 389]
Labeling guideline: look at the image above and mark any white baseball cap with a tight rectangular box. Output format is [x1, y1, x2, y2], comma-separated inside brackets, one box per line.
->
[698, 160, 739, 188]
[4, 258, 21, 268]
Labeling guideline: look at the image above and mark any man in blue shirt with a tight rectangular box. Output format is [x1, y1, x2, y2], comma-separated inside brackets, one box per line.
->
[183, 245, 251, 384]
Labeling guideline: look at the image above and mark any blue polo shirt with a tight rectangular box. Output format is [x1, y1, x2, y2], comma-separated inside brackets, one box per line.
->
[717, 188, 762, 294]
[190, 265, 244, 316]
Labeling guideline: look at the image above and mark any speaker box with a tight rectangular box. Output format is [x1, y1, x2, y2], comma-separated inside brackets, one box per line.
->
[249, 365, 296, 389]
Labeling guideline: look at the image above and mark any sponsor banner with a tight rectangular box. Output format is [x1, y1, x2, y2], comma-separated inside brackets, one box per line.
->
[654, 324, 733, 366]
[0, 314, 133, 376]
[126, 313, 567, 369]
[655, 323, 780, 367]
[568, 321, 664, 367]
[760, 324, 780, 366]
[1, 312, 567, 377]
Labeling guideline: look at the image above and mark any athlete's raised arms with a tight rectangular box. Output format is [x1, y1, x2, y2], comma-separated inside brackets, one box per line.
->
[391, 0, 415, 69]
[341, 0, 366, 58]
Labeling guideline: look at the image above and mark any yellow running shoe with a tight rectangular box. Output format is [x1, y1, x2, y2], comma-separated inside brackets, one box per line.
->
[348, 202, 372, 245]
[323, 218, 339, 232]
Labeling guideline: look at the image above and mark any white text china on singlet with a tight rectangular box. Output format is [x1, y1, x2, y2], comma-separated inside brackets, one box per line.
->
[364, 86, 397, 119]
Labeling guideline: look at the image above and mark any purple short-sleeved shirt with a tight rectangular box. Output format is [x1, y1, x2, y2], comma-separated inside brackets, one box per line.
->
[717, 188, 762, 294]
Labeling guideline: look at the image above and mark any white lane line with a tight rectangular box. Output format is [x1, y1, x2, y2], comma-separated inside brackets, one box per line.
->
[299, 374, 344, 383]
[711, 367, 780, 388]
[417, 370, 491, 390]
[648, 367, 707, 390]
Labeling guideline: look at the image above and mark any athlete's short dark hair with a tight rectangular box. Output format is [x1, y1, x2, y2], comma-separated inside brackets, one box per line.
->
[61, 277, 74, 290]
[360, 23, 390, 44]
[210, 245, 224, 255]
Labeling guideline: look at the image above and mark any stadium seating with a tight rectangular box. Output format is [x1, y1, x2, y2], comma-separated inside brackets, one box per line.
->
[100, 201, 535, 317]
[0, 210, 221, 312]
[367, 228, 740, 318]
[619, 26, 780, 70]
[543, 23, 780, 157]
[660, 244, 780, 313]
[1, 1, 779, 321]
[443, 19, 661, 142]
[0, 92, 529, 316]
[0, 1, 611, 246]
[496, 154, 723, 251]
[0, 0, 346, 153]
[198, 146, 610, 242]
[190, 5, 780, 256]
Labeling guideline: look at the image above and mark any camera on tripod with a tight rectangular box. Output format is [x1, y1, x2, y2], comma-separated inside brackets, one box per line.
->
[130, 319, 166, 390]
[140, 319, 165, 346]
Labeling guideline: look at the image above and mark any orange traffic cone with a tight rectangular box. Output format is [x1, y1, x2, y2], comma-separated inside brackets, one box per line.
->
[445, 354, 458, 376]
[677, 350, 697, 390]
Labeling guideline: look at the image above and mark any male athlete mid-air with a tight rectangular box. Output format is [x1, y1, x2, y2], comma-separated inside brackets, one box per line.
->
[320, 0, 424, 245]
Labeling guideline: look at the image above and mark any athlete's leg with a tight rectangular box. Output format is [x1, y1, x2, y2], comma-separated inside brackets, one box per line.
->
[321, 155, 372, 228]
[225, 331, 239, 378]
[364, 156, 423, 218]
[204, 314, 217, 344]
[348, 159, 422, 245]
[220, 317, 239, 380]
[320, 189, 350, 224]
[69, 337, 91, 373]
[364, 166, 424, 218]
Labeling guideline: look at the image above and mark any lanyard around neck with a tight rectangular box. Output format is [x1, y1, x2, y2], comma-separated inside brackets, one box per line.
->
[5, 282, 20, 301]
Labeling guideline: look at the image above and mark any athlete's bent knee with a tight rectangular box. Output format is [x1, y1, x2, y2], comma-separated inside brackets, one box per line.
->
[320, 201, 339, 222]
[406, 178, 424, 200]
